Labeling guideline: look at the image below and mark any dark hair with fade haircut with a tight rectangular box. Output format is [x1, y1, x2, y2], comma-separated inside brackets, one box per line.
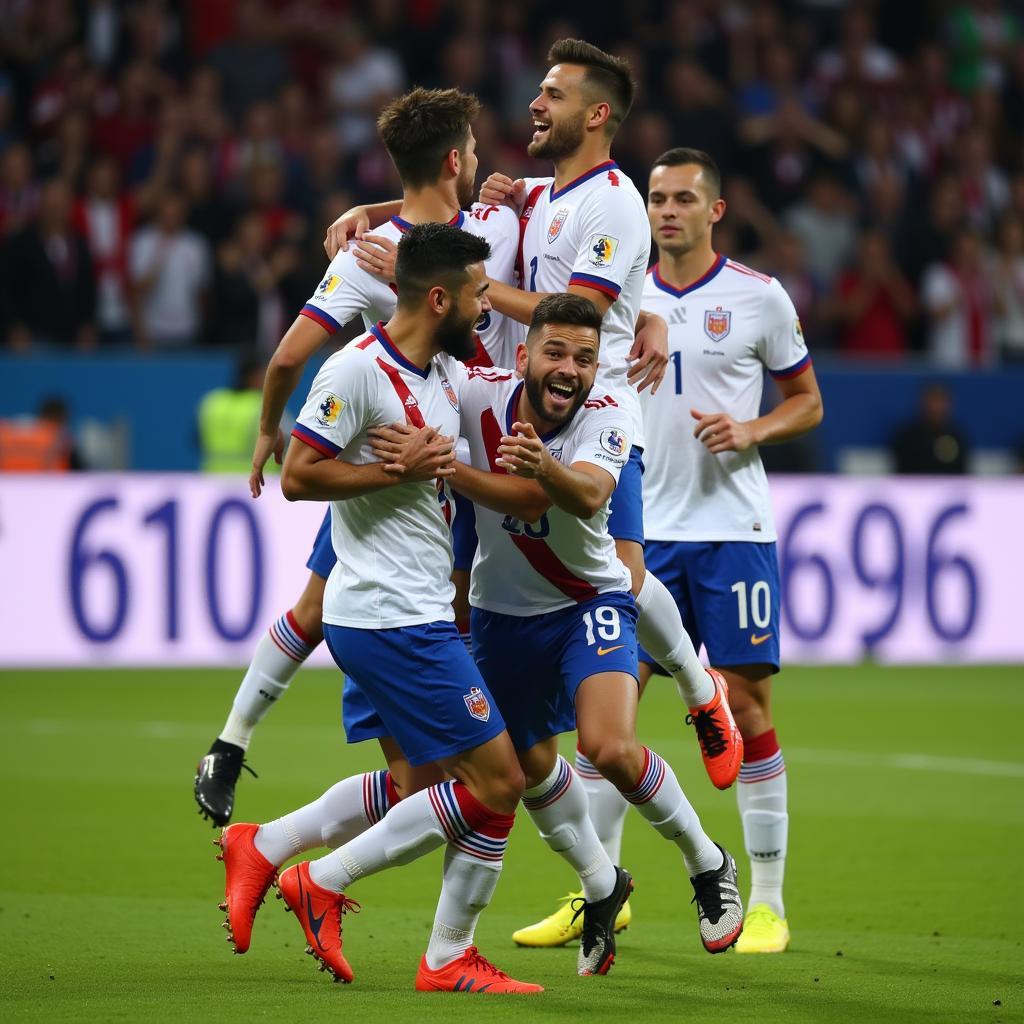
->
[548, 38, 636, 136]
[394, 222, 490, 307]
[527, 292, 603, 343]
[652, 147, 722, 199]
[377, 87, 480, 188]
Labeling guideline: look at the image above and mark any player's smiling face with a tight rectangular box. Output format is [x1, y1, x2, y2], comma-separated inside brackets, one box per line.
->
[528, 64, 589, 160]
[435, 261, 489, 361]
[518, 323, 599, 429]
[647, 163, 724, 257]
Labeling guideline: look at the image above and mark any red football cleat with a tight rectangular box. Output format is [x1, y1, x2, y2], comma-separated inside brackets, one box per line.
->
[216, 822, 277, 954]
[415, 947, 544, 994]
[276, 861, 359, 983]
[687, 669, 744, 790]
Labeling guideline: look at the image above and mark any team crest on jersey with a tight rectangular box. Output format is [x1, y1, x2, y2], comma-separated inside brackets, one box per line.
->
[794, 318, 806, 349]
[547, 207, 569, 243]
[315, 274, 342, 300]
[463, 686, 491, 722]
[440, 376, 459, 411]
[315, 393, 345, 427]
[704, 307, 731, 341]
[587, 234, 618, 268]
[599, 427, 628, 457]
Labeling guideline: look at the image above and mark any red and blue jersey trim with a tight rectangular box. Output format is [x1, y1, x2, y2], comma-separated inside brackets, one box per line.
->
[550, 160, 619, 200]
[291, 422, 341, 457]
[299, 304, 342, 334]
[770, 353, 812, 380]
[390, 210, 465, 233]
[650, 254, 726, 298]
[569, 272, 621, 299]
[371, 321, 430, 378]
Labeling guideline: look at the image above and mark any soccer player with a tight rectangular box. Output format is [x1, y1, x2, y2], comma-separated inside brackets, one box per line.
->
[217, 223, 541, 994]
[193, 87, 520, 827]
[444, 292, 745, 963]
[637, 148, 824, 953]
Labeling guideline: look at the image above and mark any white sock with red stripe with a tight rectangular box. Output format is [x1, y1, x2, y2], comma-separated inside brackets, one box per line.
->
[634, 573, 714, 707]
[523, 755, 617, 902]
[574, 749, 629, 864]
[219, 611, 317, 750]
[307, 780, 514, 893]
[622, 747, 721, 876]
[253, 769, 399, 866]
[737, 729, 787, 917]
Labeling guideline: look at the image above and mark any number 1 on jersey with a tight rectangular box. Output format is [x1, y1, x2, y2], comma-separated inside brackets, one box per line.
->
[529, 256, 538, 292]
[670, 350, 683, 395]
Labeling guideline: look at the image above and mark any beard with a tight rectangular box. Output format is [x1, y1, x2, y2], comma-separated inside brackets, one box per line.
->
[527, 110, 587, 161]
[524, 369, 592, 429]
[435, 307, 478, 361]
[456, 168, 475, 210]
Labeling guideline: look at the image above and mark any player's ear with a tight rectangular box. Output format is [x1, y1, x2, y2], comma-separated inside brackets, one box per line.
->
[710, 198, 726, 225]
[588, 101, 611, 132]
[445, 147, 460, 179]
[428, 284, 448, 315]
[515, 341, 529, 376]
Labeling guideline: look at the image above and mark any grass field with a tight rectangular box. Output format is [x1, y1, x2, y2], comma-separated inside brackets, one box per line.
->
[1, 665, 1021, 1023]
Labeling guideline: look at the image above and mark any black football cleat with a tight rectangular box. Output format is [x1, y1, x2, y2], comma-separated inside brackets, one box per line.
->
[194, 739, 256, 827]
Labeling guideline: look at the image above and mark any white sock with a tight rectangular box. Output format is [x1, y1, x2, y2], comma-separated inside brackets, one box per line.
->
[623, 747, 721, 876]
[308, 780, 514, 892]
[254, 769, 396, 865]
[219, 612, 316, 749]
[738, 733, 788, 917]
[574, 750, 629, 864]
[523, 755, 617, 902]
[634, 573, 713, 707]
[425, 846, 502, 969]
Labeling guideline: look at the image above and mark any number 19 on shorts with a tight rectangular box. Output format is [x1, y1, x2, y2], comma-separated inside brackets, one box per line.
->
[582, 606, 621, 645]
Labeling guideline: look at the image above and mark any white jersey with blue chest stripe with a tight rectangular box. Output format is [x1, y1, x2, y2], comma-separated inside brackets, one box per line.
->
[639, 256, 811, 542]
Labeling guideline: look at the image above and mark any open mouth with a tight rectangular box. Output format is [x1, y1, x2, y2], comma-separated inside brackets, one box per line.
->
[547, 380, 575, 406]
[532, 119, 551, 142]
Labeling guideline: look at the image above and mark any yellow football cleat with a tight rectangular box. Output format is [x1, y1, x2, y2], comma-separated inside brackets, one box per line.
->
[734, 903, 790, 953]
[512, 891, 632, 947]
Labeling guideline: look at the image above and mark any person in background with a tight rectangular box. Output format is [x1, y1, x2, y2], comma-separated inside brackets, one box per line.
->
[0, 396, 81, 471]
[197, 356, 267, 474]
[890, 382, 970, 475]
[991, 216, 1024, 362]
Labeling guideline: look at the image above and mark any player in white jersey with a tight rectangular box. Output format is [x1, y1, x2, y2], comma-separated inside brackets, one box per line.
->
[638, 148, 823, 954]
[193, 88, 520, 827]
[371, 293, 744, 968]
[215, 223, 542, 995]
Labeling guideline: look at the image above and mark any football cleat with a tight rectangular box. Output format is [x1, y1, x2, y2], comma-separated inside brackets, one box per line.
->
[216, 822, 277, 954]
[690, 844, 744, 953]
[415, 946, 544, 993]
[276, 861, 359, 983]
[573, 867, 634, 976]
[686, 669, 743, 790]
[735, 903, 790, 954]
[194, 739, 257, 827]
[512, 890, 632, 947]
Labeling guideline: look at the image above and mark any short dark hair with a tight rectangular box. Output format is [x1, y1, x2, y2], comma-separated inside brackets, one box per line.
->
[651, 147, 722, 198]
[527, 293, 603, 343]
[394, 223, 490, 306]
[548, 39, 635, 136]
[377, 87, 480, 188]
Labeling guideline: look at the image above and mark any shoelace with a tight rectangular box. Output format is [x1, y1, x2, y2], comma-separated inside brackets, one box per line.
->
[686, 707, 727, 758]
[207, 751, 259, 782]
[690, 869, 733, 923]
[743, 907, 777, 932]
[461, 947, 509, 979]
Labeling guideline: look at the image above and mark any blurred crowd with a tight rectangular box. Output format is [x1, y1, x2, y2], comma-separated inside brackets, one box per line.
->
[1, 0, 1023, 368]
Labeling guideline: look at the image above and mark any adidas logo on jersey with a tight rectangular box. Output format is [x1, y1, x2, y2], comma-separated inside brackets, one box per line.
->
[405, 395, 417, 407]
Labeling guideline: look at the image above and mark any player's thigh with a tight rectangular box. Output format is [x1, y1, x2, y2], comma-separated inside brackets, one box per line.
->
[688, 541, 781, 675]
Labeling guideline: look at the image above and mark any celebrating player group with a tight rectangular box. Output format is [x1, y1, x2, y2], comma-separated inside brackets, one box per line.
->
[196, 37, 823, 995]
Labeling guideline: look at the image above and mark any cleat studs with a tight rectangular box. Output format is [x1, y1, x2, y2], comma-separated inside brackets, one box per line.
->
[218, 901, 227, 911]
[305, 945, 313, 955]
[221, 921, 230, 930]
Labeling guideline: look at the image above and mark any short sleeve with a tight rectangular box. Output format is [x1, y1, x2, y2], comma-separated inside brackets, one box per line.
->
[567, 401, 632, 483]
[292, 350, 376, 457]
[568, 187, 650, 301]
[300, 249, 378, 335]
[758, 278, 812, 380]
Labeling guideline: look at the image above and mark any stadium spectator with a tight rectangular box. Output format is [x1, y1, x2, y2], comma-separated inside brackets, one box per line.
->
[991, 216, 1024, 362]
[783, 174, 857, 287]
[890, 383, 970, 475]
[1, 178, 96, 350]
[0, 396, 81, 471]
[197, 355, 267, 473]
[129, 191, 211, 348]
[0, 143, 39, 238]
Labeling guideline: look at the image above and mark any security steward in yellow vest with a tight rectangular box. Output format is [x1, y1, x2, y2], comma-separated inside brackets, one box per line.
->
[198, 357, 271, 474]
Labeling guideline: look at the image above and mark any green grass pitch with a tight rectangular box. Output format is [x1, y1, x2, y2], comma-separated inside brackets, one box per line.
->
[1, 665, 1021, 1022]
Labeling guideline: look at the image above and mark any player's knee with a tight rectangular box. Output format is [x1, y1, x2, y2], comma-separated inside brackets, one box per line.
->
[580, 736, 636, 783]
[729, 693, 771, 740]
[481, 762, 525, 814]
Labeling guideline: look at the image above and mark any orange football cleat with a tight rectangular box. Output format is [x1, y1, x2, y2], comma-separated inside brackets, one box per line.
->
[216, 822, 277, 954]
[686, 669, 744, 790]
[415, 946, 544, 994]
[276, 861, 359, 983]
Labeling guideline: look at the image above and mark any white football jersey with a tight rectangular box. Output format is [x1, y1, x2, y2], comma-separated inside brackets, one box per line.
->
[293, 323, 468, 627]
[640, 256, 811, 542]
[301, 204, 521, 365]
[519, 162, 651, 445]
[459, 369, 633, 616]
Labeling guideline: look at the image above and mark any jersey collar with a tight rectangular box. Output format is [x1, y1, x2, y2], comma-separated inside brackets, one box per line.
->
[504, 380, 571, 444]
[390, 210, 466, 233]
[371, 322, 431, 378]
[651, 254, 726, 298]
[549, 160, 618, 201]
